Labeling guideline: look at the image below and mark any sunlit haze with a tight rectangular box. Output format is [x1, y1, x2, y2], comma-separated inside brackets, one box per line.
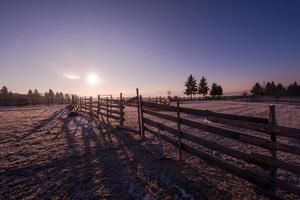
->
[0, 0, 299, 96]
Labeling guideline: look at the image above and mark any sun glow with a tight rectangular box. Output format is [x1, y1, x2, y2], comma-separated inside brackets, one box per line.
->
[86, 73, 99, 85]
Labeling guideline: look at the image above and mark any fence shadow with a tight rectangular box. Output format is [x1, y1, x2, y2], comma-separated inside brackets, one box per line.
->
[1, 107, 231, 199]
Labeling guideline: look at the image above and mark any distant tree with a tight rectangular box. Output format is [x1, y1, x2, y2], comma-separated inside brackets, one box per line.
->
[264, 81, 276, 96]
[198, 76, 209, 99]
[287, 82, 299, 96]
[33, 89, 41, 98]
[250, 82, 264, 96]
[27, 89, 33, 97]
[65, 93, 71, 103]
[0, 86, 9, 96]
[276, 83, 285, 96]
[210, 83, 218, 98]
[59, 92, 64, 103]
[184, 74, 197, 99]
[216, 84, 223, 97]
[48, 89, 55, 103]
[55, 92, 60, 99]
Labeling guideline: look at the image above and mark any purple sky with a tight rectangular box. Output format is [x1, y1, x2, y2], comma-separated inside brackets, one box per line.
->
[0, 0, 299, 96]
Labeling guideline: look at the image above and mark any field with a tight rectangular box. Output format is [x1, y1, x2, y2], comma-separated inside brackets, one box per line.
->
[1, 101, 300, 199]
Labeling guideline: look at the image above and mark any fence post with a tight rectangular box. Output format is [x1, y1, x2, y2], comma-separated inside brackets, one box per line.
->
[268, 104, 277, 190]
[140, 95, 145, 139]
[136, 89, 142, 138]
[89, 97, 92, 113]
[84, 96, 87, 112]
[177, 100, 182, 160]
[97, 95, 100, 117]
[80, 97, 82, 111]
[110, 95, 113, 116]
[119, 92, 124, 127]
[106, 97, 109, 122]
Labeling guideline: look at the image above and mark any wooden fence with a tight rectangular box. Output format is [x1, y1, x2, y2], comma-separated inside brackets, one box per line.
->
[77, 94, 125, 126]
[138, 99, 300, 199]
[74, 90, 300, 199]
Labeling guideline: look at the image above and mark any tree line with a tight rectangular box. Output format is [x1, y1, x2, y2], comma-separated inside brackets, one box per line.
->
[0, 86, 74, 104]
[184, 75, 223, 98]
[250, 81, 300, 97]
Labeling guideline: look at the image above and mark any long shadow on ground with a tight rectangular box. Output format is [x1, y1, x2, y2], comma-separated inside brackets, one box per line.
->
[1, 107, 231, 199]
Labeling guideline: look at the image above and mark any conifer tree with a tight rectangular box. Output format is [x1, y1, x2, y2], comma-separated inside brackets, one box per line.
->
[210, 83, 218, 98]
[33, 89, 41, 98]
[198, 76, 209, 99]
[276, 83, 285, 96]
[65, 93, 71, 103]
[27, 89, 33, 97]
[216, 85, 223, 97]
[55, 92, 60, 99]
[265, 81, 276, 96]
[250, 82, 264, 96]
[184, 74, 197, 99]
[48, 89, 55, 103]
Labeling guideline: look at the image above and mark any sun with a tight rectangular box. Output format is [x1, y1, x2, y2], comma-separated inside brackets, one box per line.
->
[86, 73, 99, 85]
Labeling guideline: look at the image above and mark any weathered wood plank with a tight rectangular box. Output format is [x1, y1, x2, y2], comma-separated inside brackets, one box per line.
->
[252, 153, 300, 175]
[179, 107, 268, 124]
[143, 109, 177, 122]
[142, 101, 177, 111]
[207, 117, 300, 140]
[180, 118, 300, 155]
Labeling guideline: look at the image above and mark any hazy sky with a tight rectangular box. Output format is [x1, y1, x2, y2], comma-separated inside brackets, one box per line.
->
[0, 0, 299, 96]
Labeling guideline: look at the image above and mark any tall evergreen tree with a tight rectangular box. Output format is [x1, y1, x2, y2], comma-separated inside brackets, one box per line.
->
[184, 74, 197, 99]
[250, 82, 264, 96]
[198, 76, 209, 99]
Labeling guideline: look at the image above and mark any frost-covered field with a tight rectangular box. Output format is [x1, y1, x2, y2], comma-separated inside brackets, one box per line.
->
[0, 105, 221, 200]
[133, 100, 300, 200]
[1, 101, 299, 199]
